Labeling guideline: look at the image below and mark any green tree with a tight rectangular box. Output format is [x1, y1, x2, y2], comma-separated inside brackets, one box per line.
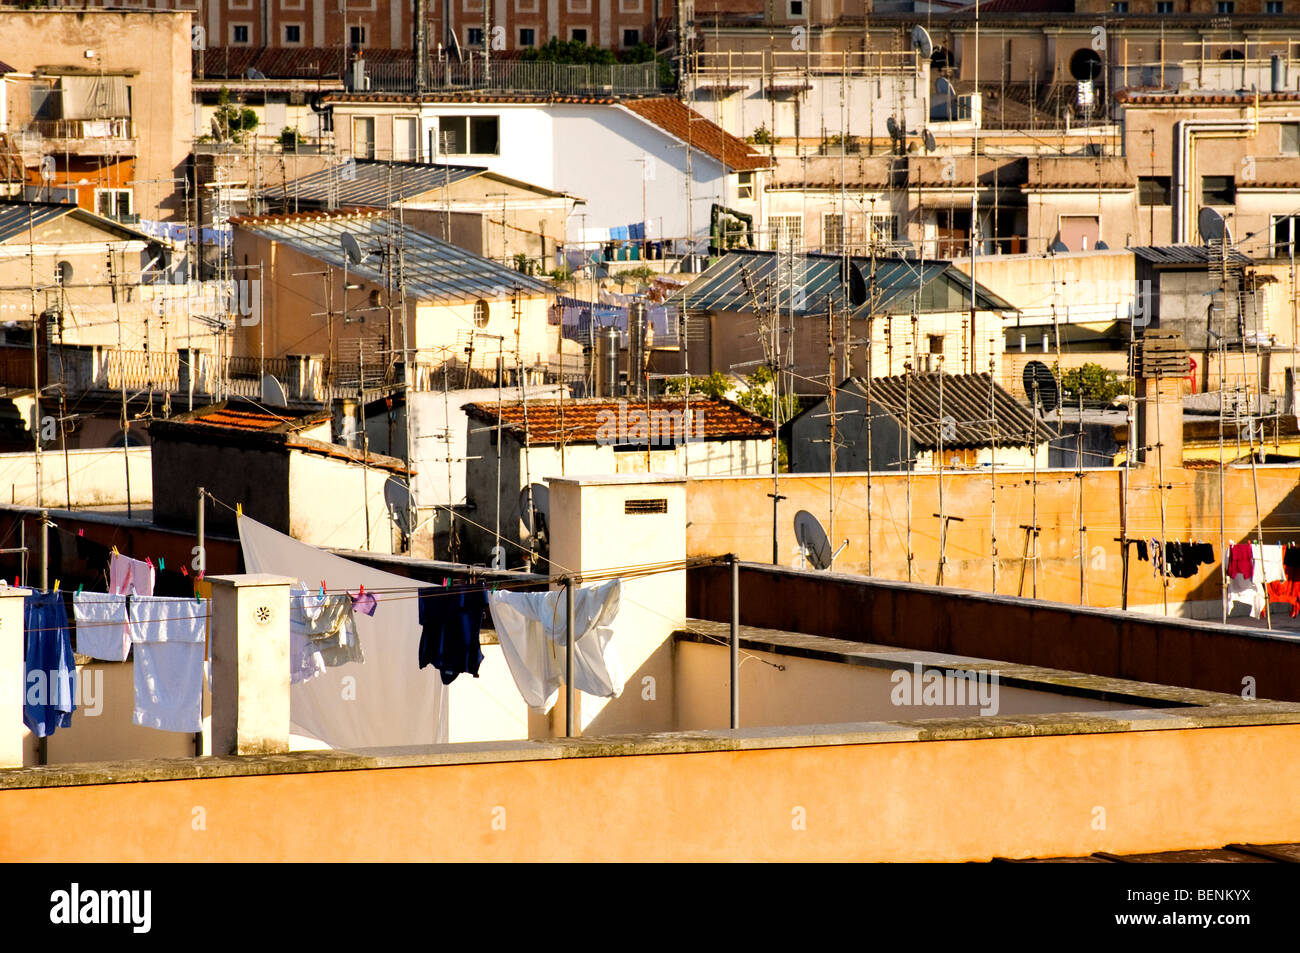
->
[212, 87, 258, 143]
[520, 38, 616, 64]
[1059, 362, 1132, 404]
[664, 371, 733, 399]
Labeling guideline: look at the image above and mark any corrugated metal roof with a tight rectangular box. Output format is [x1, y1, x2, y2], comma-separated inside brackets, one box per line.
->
[845, 372, 1056, 449]
[1132, 245, 1253, 266]
[261, 160, 491, 209]
[672, 249, 1015, 318]
[0, 202, 75, 244]
[231, 209, 554, 303]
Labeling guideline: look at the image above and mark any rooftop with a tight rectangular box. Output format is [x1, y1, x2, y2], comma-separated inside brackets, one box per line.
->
[461, 396, 774, 444]
[230, 209, 554, 304]
[840, 372, 1057, 448]
[1132, 245, 1254, 266]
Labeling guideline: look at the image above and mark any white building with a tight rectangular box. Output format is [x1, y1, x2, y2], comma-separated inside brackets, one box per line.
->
[325, 94, 772, 247]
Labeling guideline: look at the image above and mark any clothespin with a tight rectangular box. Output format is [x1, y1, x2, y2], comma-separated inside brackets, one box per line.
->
[77, 528, 84, 537]
[442, 577, 449, 587]
[52, 579, 60, 593]
[359, 583, 365, 596]
[158, 556, 165, 570]
[198, 570, 205, 581]
[181, 564, 189, 577]
[145, 557, 153, 569]
[319, 580, 326, 597]
[236, 502, 243, 517]
[111, 545, 119, 556]
[75, 583, 83, 595]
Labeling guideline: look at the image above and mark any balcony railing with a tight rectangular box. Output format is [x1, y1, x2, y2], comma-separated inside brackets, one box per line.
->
[25, 118, 133, 140]
[364, 59, 667, 96]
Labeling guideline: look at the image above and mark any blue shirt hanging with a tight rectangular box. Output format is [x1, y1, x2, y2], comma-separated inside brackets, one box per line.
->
[24, 591, 77, 737]
[418, 585, 486, 685]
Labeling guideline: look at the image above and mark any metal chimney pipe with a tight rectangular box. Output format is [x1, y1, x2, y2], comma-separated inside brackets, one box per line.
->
[629, 302, 648, 398]
[414, 0, 428, 93]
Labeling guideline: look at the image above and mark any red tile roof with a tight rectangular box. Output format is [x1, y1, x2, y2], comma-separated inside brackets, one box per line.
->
[462, 397, 774, 444]
[621, 98, 772, 172]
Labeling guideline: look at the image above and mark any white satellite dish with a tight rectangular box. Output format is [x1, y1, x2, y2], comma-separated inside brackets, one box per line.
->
[793, 510, 846, 571]
[912, 25, 934, 60]
[1198, 206, 1227, 245]
[341, 231, 365, 265]
[39, 156, 56, 183]
[260, 374, 289, 406]
[936, 76, 956, 98]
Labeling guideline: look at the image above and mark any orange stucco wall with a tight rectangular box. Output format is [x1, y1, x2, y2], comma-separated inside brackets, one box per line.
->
[4, 723, 1300, 861]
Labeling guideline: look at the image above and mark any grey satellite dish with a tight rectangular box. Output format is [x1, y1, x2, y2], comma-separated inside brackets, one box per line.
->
[1049, 239, 1069, 253]
[1198, 206, 1226, 245]
[936, 76, 956, 98]
[519, 483, 549, 535]
[912, 25, 934, 60]
[1022, 361, 1059, 413]
[841, 260, 868, 307]
[794, 510, 832, 571]
[886, 116, 900, 139]
[923, 129, 937, 152]
[341, 231, 364, 265]
[39, 156, 56, 183]
[55, 260, 73, 285]
[246, 68, 266, 80]
[1094, 239, 1109, 250]
[260, 374, 289, 406]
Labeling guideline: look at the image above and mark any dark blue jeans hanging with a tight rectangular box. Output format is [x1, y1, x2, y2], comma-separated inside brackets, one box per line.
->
[418, 585, 487, 685]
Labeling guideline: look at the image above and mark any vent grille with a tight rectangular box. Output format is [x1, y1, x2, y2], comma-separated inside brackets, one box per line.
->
[625, 498, 668, 515]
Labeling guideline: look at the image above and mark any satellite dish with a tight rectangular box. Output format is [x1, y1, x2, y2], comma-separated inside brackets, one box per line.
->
[39, 156, 56, 183]
[886, 116, 900, 139]
[923, 129, 937, 152]
[1022, 361, 1059, 413]
[1049, 239, 1069, 253]
[936, 76, 955, 98]
[246, 68, 266, 80]
[1094, 239, 1109, 250]
[260, 374, 289, 406]
[841, 260, 868, 308]
[911, 25, 934, 60]
[794, 510, 832, 571]
[55, 260, 73, 285]
[519, 483, 549, 536]
[341, 231, 364, 265]
[1198, 206, 1226, 244]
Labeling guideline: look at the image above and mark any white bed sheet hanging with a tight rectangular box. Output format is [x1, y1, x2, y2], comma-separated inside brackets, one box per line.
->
[238, 515, 447, 748]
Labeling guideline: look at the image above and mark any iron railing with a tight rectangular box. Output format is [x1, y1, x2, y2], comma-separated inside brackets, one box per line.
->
[364, 59, 667, 96]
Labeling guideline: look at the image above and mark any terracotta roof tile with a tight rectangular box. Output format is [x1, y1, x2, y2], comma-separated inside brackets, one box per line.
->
[462, 397, 774, 444]
[621, 98, 772, 172]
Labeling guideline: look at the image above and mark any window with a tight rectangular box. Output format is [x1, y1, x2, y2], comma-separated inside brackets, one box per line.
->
[438, 115, 500, 155]
[1215, 0, 1234, 11]
[463, 0, 484, 9]
[1274, 215, 1298, 256]
[737, 171, 755, 200]
[1267, 0, 1283, 11]
[768, 214, 803, 252]
[567, 0, 591, 11]
[1138, 176, 1171, 205]
[619, 0, 643, 11]
[349, 25, 367, 49]
[867, 213, 899, 246]
[519, 28, 536, 47]
[1202, 174, 1235, 206]
[788, 0, 804, 16]
[570, 28, 588, 42]
[281, 0, 305, 9]
[516, 0, 539, 10]
[473, 299, 490, 328]
[352, 117, 375, 159]
[1112, 1, 1128, 10]
[467, 27, 484, 46]
[622, 29, 640, 47]
[822, 213, 845, 253]
[283, 24, 302, 44]
[95, 188, 132, 220]
[1156, 0, 1173, 9]
[1282, 124, 1300, 155]
[230, 23, 251, 45]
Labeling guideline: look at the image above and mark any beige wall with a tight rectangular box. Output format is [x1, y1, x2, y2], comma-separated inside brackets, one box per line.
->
[686, 462, 1300, 616]
[287, 451, 399, 554]
[0, 447, 152, 507]
[5, 721, 1300, 860]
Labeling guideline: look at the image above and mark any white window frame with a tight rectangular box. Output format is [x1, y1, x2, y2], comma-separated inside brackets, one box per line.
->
[867, 212, 898, 245]
[622, 28, 641, 47]
[466, 26, 485, 47]
[567, 0, 592, 12]
[229, 22, 253, 45]
[768, 214, 803, 252]
[787, 0, 805, 18]
[282, 22, 304, 46]
[1281, 122, 1300, 155]
[736, 171, 755, 201]
[94, 187, 132, 219]
[349, 24, 369, 48]
[822, 212, 845, 253]
[393, 116, 418, 161]
[516, 0, 539, 11]
[352, 116, 376, 159]
[280, 0, 305, 9]
[569, 26, 589, 42]
[619, 0, 643, 12]
[228, 0, 252, 9]
[519, 27, 537, 47]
